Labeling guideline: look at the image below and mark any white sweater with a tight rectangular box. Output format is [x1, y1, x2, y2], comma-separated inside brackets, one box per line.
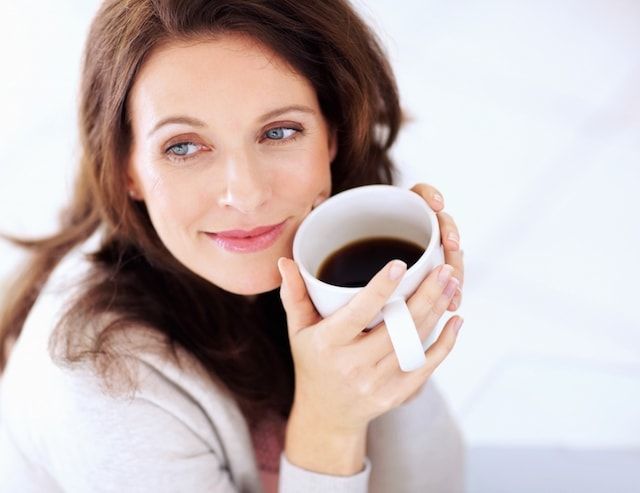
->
[0, 235, 465, 492]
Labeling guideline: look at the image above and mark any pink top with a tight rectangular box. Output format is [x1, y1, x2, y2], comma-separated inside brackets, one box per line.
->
[249, 412, 287, 493]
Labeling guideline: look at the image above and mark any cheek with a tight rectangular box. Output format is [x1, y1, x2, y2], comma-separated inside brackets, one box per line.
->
[138, 165, 205, 234]
[270, 145, 332, 204]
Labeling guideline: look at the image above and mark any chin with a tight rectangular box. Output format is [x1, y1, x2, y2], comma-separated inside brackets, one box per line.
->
[193, 226, 297, 295]
[209, 268, 282, 296]
[224, 281, 280, 296]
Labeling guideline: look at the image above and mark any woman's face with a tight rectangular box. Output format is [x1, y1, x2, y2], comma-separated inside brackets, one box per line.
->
[126, 35, 335, 295]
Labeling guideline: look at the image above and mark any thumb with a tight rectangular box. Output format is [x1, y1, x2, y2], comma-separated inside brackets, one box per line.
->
[277, 257, 321, 334]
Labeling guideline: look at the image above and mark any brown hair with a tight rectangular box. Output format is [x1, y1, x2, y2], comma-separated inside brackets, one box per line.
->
[0, 0, 402, 427]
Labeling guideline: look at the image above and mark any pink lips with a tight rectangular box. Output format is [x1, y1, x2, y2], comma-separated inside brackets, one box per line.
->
[205, 220, 287, 253]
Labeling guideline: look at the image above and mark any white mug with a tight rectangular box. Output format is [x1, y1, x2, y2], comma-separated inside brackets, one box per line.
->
[292, 184, 445, 372]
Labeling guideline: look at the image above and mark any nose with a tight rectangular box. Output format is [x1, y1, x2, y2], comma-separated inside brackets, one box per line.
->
[217, 149, 271, 214]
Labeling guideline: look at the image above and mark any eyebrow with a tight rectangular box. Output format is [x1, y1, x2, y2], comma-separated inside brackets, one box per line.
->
[147, 104, 317, 137]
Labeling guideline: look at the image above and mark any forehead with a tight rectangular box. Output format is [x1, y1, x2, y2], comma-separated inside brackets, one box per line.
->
[127, 35, 318, 125]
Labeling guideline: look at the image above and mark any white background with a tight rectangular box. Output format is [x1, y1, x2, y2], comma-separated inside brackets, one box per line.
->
[1, 1, 639, 491]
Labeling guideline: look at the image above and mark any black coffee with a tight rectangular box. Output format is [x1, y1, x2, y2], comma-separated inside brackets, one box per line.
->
[317, 237, 425, 288]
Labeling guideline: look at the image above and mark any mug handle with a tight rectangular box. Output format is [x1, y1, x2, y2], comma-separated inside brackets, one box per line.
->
[381, 297, 427, 372]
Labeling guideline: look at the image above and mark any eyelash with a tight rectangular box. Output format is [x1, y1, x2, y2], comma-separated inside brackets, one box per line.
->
[163, 125, 304, 163]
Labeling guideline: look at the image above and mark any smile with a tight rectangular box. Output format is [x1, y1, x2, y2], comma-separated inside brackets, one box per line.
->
[204, 220, 287, 253]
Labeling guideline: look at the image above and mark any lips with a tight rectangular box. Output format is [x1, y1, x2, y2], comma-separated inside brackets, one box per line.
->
[214, 221, 285, 239]
[204, 220, 287, 253]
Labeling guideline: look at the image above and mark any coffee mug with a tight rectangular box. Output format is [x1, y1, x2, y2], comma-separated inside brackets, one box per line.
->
[292, 184, 445, 372]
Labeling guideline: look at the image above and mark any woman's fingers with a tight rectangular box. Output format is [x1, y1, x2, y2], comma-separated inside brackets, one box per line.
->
[278, 257, 322, 336]
[444, 246, 464, 311]
[410, 183, 445, 212]
[410, 184, 464, 312]
[371, 316, 463, 412]
[410, 266, 459, 339]
[356, 264, 459, 364]
[374, 315, 464, 383]
[437, 211, 463, 286]
[321, 259, 407, 346]
[436, 210, 464, 311]
[437, 210, 461, 252]
[448, 286, 463, 312]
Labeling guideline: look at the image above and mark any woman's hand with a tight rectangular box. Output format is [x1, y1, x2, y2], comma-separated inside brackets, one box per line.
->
[277, 255, 463, 435]
[410, 183, 464, 312]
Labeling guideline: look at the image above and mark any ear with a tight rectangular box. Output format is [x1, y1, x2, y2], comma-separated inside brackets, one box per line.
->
[328, 129, 338, 162]
[125, 160, 143, 201]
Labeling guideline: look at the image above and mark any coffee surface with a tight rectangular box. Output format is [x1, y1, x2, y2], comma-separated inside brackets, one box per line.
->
[317, 237, 424, 288]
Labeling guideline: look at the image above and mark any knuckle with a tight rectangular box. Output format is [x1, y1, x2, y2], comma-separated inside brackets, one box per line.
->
[438, 210, 453, 224]
[338, 359, 362, 381]
[356, 378, 375, 396]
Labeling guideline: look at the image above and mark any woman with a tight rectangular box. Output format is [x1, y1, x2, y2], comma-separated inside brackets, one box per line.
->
[0, 1, 465, 492]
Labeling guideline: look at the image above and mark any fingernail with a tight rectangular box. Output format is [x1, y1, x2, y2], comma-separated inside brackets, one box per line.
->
[453, 317, 464, 335]
[447, 232, 460, 245]
[388, 260, 407, 280]
[433, 192, 444, 204]
[444, 277, 459, 297]
[438, 264, 453, 285]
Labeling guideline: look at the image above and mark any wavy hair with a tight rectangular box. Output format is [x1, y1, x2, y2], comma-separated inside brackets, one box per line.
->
[0, 0, 402, 427]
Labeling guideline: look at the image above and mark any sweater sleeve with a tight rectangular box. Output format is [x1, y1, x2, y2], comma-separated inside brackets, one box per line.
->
[279, 453, 371, 493]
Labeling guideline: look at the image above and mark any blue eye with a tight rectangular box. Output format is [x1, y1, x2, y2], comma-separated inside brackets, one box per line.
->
[167, 142, 199, 157]
[265, 127, 298, 141]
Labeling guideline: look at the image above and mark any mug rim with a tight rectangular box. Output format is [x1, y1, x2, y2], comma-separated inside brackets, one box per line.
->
[292, 184, 440, 293]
